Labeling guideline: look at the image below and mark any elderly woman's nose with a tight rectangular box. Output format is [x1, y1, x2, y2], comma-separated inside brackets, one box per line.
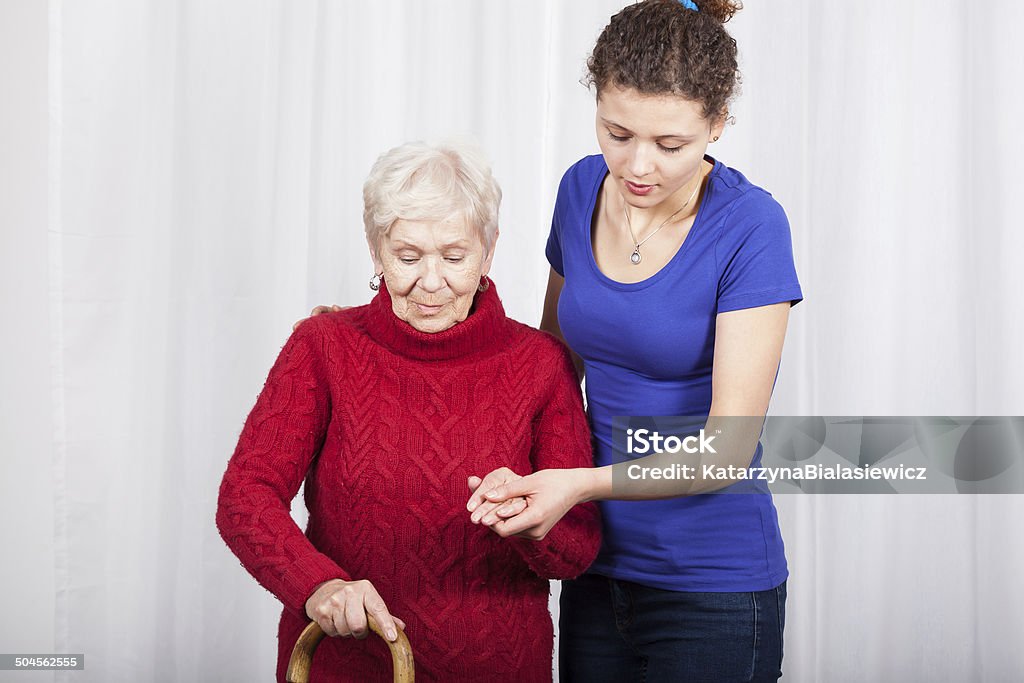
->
[417, 257, 446, 291]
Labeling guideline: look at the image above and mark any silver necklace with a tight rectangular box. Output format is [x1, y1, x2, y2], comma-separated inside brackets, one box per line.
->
[623, 170, 703, 265]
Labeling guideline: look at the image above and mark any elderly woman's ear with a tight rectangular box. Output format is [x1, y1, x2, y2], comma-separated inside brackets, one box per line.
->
[481, 228, 499, 277]
[367, 236, 384, 275]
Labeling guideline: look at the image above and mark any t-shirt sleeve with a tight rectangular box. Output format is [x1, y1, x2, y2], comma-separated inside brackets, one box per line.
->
[545, 203, 565, 277]
[545, 160, 584, 277]
[715, 192, 803, 313]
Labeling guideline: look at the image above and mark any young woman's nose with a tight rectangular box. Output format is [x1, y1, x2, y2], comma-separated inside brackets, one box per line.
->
[627, 144, 656, 178]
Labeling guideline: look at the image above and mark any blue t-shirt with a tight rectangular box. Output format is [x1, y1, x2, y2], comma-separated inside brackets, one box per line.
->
[546, 154, 803, 591]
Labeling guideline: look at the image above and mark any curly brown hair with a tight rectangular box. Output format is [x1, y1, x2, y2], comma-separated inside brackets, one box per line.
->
[586, 0, 743, 121]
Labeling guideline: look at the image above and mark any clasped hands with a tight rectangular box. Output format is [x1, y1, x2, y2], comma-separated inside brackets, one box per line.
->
[466, 467, 584, 541]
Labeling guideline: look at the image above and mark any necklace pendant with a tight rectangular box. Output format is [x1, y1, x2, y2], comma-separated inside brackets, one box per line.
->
[630, 249, 642, 265]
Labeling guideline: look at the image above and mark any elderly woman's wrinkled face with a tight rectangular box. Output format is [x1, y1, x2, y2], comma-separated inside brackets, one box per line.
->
[371, 215, 495, 334]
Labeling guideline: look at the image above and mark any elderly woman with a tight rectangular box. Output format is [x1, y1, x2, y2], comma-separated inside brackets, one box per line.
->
[216, 140, 601, 682]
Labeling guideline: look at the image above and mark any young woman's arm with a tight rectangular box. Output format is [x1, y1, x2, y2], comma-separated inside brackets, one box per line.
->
[539, 266, 585, 382]
[468, 302, 791, 539]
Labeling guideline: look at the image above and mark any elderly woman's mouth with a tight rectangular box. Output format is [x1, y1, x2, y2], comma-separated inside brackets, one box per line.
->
[413, 302, 445, 314]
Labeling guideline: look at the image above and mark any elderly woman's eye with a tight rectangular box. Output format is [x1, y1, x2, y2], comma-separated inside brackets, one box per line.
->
[400, 257, 419, 264]
[445, 257, 464, 263]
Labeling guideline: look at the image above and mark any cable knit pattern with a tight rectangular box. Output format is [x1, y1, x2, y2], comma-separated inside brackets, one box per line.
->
[216, 281, 601, 682]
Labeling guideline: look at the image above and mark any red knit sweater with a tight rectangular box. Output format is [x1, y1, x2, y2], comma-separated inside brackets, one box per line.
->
[216, 282, 601, 682]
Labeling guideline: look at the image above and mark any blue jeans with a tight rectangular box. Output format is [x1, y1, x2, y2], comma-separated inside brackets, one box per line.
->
[559, 574, 786, 682]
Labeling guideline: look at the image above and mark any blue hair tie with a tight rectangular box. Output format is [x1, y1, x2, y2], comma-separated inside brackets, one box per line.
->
[679, 0, 699, 10]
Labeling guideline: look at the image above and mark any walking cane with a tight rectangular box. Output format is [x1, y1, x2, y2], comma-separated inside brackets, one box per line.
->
[286, 618, 415, 683]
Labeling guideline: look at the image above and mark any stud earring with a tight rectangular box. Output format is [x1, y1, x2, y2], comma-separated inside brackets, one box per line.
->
[369, 273, 382, 291]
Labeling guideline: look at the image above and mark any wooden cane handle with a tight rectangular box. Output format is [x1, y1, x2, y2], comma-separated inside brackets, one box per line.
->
[286, 617, 415, 683]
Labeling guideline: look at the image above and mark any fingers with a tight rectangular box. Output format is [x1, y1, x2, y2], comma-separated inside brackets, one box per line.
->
[311, 580, 400, 642]
[316, 611, 339, 638]
[343, 582, 377, 639]
[467, 473, 501, 512]
[483, 477, 530, 503]
[293, 308, 326, 332]
[477, 496, 527, 526]
[495, 497, 528, 519]
[466, 468, 517, 512]
[491, 507, 545, 538]
[361, 584, 399, 642]
[335, 594, 358, 638]
[326, 586, 357, 638]
[470, 499, 505, 524]
[484, 483, 511, 501]
[293, 304, 348, 331]
[317, 591, 342, 637]
[306, 579, 339, 636]
[466, 486, 489, 512]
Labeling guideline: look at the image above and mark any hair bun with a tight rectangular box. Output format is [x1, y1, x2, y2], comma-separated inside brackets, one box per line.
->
[695, 0, 742, 24]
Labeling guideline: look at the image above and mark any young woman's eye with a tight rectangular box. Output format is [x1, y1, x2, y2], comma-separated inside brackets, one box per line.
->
[607, 131, 630, 143]
[659, 144, 683, 154]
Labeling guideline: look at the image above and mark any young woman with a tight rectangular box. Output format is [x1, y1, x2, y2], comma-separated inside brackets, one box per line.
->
[467, 1, 802, 680]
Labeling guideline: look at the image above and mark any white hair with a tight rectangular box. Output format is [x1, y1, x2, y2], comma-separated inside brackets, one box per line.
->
[362, 140, 502, 253]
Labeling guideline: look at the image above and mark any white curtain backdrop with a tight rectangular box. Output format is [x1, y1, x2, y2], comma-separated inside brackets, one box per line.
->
[3, 0, 1023, 680]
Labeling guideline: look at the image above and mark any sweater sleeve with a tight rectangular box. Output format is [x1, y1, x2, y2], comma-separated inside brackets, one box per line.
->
[506, 338, 602, 579]
[216, 321, 351, 618]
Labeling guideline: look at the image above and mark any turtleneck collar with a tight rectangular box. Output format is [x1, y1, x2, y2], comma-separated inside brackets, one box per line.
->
[362, 280, 512, 362]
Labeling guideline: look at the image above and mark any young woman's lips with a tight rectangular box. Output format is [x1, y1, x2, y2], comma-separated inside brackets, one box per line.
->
[625, 180, 655, 196]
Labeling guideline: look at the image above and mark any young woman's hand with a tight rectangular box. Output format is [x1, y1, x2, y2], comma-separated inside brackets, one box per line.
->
[469, 468, 593, 541]
[292, 305, 346, 331]
[304, 578, 406, 642]
[467, 471, 528, 527]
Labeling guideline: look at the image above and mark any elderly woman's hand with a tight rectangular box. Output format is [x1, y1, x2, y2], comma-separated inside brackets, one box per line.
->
[292, 305, 346, 332]
[467, 470, 528, 527]
[304, 578, 405, 642]
[470, 468, 593, 541]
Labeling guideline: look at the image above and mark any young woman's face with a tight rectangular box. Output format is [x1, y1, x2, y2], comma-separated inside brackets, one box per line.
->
[596, 85, 725, 210]
[371, 216, 494, 334]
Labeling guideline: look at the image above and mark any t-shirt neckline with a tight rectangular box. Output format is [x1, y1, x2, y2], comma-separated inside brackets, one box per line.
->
[585, 154, 720, 291]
